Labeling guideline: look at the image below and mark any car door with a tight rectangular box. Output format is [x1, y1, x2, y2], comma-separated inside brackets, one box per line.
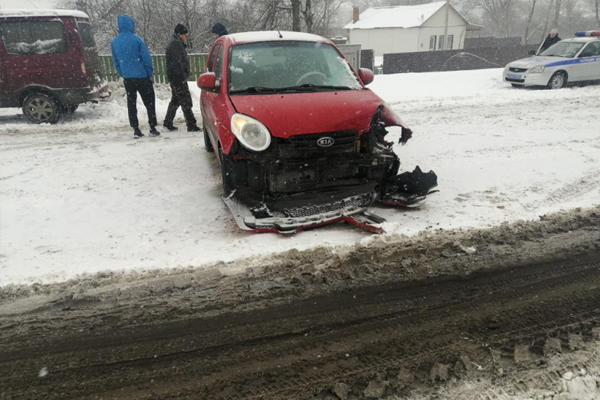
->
[201, 43, 224, 153]
[576, 41, 600, 80]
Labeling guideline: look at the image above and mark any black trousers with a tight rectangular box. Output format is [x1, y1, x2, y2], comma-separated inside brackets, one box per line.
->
[164, 82, 197, 128]
[123, 78, 158, 129]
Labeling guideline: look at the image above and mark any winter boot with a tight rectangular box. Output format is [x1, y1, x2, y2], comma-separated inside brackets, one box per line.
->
[163, 123, 178, 131]
[134, 127, 145, 139]
[149, 127, 161, 137]
[188, 125, 201, 132]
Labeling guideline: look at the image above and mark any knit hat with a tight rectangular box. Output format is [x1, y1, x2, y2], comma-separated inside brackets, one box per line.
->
[174, 24, 189, 35]
[211, 23, 228, 37]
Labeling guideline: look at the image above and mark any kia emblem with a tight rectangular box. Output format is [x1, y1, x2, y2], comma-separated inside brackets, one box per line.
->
[317, 137, 335, 147]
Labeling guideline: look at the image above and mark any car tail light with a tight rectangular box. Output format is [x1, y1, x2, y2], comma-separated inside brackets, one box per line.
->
[81, 60, 87, 77]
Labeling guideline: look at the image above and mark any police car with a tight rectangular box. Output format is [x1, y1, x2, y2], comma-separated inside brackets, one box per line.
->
[504, 31, 600, 89]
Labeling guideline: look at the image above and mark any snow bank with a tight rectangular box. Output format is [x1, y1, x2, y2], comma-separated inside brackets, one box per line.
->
[1, 70, 599, 286]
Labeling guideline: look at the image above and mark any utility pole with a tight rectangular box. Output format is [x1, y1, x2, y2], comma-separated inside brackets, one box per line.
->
[443, 0, 449, 50]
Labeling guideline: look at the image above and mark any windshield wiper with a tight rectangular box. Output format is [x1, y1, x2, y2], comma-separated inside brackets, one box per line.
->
[277, 84, 355, 92]
[229, 84, 355, 95]
[229, 86, 280, 94]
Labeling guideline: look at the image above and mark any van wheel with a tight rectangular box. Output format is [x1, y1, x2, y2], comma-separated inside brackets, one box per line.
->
[547, 72, 567, 89]
[219, 147, 235, 197]
[22, 93, 61, 124]
[204, 125, 214, 152]
[61, 104, 79, 114]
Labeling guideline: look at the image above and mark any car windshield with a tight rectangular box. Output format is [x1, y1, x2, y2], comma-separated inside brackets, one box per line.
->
[540, 41, 585, 58]
[228, 41, 363, 93]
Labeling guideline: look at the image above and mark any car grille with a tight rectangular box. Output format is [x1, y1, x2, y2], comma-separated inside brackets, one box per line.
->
[283, 192, 375, 218]
[506, 77, 526, 83]
[278, 130, 358, 158]
[509, 67, 528, 73]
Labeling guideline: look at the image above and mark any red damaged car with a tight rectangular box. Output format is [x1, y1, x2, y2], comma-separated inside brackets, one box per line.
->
[197, 31, 437, 234]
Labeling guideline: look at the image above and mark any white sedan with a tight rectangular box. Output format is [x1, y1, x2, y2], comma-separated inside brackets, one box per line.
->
[504, 32, 600, 89]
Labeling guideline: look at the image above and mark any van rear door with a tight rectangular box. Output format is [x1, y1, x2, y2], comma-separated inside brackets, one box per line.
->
[75, 19, 103, 88]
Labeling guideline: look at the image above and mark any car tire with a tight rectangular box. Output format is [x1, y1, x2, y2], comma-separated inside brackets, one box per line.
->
[547, 72, 567, 89]
[219, 147, 235, 197]
[61, 104, 79, 114]
[22, 92, 61, 124]
[204, 125, 214, 152]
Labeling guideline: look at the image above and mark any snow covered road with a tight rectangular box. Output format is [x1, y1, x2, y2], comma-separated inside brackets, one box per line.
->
[1, 68, 599, 285]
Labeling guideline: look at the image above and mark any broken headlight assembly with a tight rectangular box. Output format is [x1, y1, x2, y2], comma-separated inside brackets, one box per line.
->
[231, 113, 272, 151]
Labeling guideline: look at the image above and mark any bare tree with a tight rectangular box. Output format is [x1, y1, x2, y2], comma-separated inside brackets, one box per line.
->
[523, 0, 537, 43]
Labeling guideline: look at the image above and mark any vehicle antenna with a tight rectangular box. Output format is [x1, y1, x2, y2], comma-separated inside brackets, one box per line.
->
[277, 30, 283, 39]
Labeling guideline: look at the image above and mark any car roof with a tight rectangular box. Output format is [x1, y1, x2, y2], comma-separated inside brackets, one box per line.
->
[227, 31, 330, 45]
[561, 37, 600, 43]
[0, 9, 89, 19]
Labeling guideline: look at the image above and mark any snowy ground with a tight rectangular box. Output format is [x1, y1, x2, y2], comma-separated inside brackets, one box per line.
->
[1, 68, 599, 285]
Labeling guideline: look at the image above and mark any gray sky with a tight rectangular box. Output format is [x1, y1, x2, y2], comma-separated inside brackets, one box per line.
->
[0, 0, 57, 9]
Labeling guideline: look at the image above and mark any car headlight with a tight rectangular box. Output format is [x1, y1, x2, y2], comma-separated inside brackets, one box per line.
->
[529, 65, 545, 73]
[230, 113, 271, 152]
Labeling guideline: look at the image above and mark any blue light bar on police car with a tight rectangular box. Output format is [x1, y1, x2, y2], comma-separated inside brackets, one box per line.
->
[574, 31, 600, 37]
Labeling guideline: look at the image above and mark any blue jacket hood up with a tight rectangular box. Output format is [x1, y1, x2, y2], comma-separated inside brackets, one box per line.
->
[117, 15, 135, 34]
[111, 15, 153, 79]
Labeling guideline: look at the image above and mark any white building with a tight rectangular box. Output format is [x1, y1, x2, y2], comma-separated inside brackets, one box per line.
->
[344, 1, 474, 57]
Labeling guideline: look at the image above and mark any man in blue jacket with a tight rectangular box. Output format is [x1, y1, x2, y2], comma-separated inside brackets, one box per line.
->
[111, 15, 160, 138]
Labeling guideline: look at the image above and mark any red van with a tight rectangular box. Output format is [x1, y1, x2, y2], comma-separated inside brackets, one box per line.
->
[0, 9, 108, 123]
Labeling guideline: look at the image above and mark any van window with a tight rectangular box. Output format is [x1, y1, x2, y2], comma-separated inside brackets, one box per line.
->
[76, 21, 96, 50]
[0, 21, 67, 55]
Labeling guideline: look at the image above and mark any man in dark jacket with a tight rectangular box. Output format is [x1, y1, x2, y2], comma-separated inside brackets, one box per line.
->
[111, 15, 160, 139]
[211, 23, 228, 37]
[163, 24, 200, 132]
[540, 29, 561, 53]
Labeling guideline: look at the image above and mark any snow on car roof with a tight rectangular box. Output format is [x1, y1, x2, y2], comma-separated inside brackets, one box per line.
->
[562, 37, 600, 43]
[344, 1, 446, 30]
[0, 9, 89, 19]
[228, 31, 329, 45]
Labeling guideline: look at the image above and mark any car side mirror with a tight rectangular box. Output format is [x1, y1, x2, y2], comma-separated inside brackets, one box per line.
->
[528, 50, 536, 56]
[197, 72, 217, 91]
[358, 68, 374, 85]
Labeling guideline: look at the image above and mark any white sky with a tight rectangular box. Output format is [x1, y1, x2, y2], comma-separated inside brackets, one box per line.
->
[0, 0, 57, 9]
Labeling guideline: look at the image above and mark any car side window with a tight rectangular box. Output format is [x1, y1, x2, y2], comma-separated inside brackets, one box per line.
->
[214, 45, 224, 81]
[583, 42, 600, 57]
[0, 21, 67, 55]
[207, 45, 220, 72]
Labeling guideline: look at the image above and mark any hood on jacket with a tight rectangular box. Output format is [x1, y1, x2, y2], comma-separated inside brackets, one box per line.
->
[117, 15, 135, 34]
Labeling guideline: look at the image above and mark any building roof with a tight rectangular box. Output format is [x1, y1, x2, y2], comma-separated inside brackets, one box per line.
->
[0, 9, 89, 18]
[228, 31, 328, 45]
[344, 1, 464, 30]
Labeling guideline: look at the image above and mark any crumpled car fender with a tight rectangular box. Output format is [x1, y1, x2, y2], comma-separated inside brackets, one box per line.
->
[377, 104, 413, 145]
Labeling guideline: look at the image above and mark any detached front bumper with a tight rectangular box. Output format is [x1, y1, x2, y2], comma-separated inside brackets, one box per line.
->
[503, 70, 552, 86]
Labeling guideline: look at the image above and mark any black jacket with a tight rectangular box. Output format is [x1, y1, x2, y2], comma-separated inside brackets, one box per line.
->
[166, 34, 190, 84]
[540, 35, 561, 52]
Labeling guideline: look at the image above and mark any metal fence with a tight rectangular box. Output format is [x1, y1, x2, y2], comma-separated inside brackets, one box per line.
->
[99, 54, 209, 83]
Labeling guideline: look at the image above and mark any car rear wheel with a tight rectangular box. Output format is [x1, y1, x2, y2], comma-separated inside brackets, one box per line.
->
[548, 72, 567, 89]
[22, 93, 61, 124]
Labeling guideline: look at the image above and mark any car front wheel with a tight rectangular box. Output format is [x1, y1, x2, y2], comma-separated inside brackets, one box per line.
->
[547, 72, 567, 89]
[219, 147, 235, 196]
[22, 93, 61, 124]
[204, 125, 214, 152]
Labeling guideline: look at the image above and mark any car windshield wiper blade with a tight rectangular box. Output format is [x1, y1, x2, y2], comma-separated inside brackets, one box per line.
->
[229, 86, 279, 94]
[278, 84, 355, 91]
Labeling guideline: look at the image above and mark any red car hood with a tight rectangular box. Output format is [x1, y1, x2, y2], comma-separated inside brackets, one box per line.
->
[229, 90, 392, 139]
